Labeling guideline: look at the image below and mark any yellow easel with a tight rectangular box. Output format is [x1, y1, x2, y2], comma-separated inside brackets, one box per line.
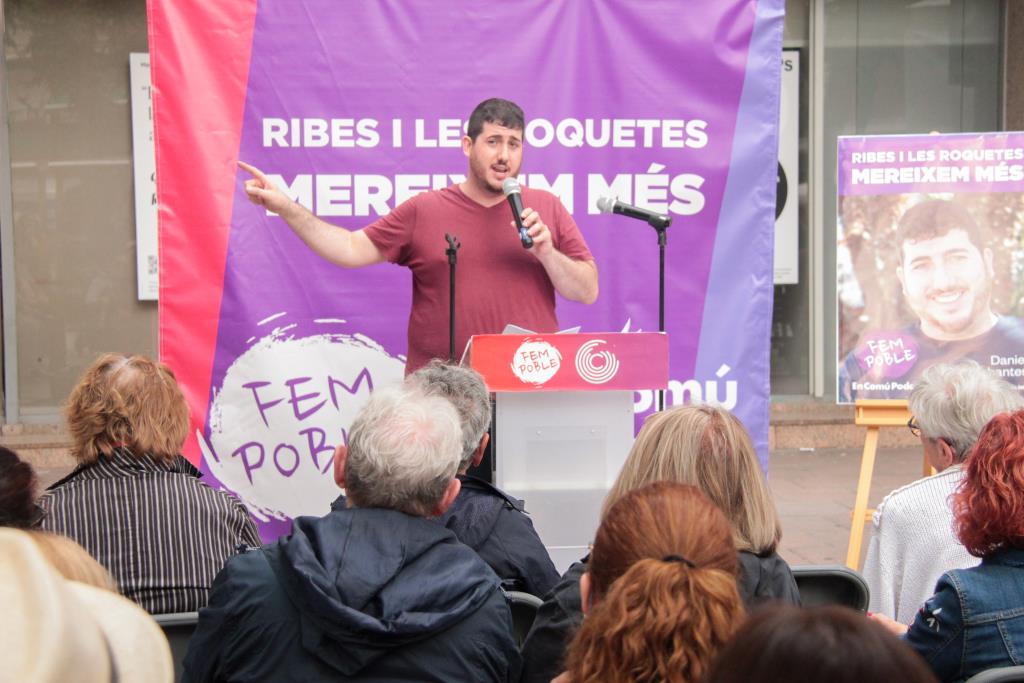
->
[845, 399, 924, 570]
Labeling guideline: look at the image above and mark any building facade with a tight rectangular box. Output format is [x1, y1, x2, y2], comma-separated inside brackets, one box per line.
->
[0, 0, 1015, 422]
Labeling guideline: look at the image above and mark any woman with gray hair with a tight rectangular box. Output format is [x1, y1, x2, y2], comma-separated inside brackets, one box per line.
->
[862, 359, 1023, 623]
[909, 360, 1023, 469]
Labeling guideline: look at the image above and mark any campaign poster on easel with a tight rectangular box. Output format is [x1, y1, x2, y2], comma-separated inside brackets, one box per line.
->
[837, 132, 1024, 403]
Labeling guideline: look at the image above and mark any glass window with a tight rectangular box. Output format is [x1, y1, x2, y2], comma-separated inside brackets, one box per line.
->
[772, 0, 812, 394]
[820, 0, 1001, 397]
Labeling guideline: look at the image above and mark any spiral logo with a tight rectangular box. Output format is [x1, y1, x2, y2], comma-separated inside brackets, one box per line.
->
[574, 340, 619, 384]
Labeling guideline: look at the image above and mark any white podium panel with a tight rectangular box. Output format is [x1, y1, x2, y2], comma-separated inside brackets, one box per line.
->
[495, 390, 634, 573]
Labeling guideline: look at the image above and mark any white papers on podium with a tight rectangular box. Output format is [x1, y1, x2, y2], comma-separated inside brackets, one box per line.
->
[459, 324, 582, 365]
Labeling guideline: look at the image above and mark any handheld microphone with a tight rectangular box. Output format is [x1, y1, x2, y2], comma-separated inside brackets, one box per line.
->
[597, 196, 672, 229]
[502, 177, 534, 249]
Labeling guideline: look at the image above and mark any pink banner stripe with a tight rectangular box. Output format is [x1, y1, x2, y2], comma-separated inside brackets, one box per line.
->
[149, 0, 259, 464]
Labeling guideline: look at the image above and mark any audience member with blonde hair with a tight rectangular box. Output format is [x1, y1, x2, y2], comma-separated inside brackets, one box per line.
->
[604, 404, 789, 568]
[520, 404, 798, 683]
[40, 353, 260, 614]
[0, 528, 174, 683]
[553, 482, 745, 683]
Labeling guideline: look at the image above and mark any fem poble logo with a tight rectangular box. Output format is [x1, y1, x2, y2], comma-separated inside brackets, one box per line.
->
[199, 315, 405, 522]
[511, 339, 562, 385]
[852, 330, 920, 381]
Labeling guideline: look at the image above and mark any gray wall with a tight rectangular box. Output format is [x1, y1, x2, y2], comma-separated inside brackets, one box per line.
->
[4, 0, 155, 420]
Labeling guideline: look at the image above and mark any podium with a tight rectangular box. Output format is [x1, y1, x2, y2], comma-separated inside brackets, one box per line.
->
[467, 332, 668, 571]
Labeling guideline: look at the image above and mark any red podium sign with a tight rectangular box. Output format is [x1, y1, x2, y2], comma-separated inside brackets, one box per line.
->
[468, 332, 668, 392]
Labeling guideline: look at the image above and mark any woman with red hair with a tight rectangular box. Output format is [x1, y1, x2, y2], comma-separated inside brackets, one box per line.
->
[552, 481, 745, 683]
[872, 409, 1024, 681]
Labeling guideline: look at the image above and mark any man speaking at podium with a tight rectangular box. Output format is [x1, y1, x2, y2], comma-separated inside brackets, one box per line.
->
[240, 98, 598, 373]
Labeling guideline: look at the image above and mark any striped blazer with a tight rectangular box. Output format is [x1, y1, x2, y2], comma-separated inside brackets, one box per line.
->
[40, 447, 261, 614]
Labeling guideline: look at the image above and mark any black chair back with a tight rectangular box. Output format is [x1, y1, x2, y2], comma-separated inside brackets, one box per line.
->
[153, 611, 199, 682]
[792, 565, 870, 612]
[505, 590, 543, 647]
[966, 666, 1024, 682]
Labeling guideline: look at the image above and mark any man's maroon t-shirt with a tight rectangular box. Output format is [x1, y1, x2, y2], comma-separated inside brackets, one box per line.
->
[363, 185, 593, 373]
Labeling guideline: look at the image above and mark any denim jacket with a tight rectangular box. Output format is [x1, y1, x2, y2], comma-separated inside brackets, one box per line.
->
[903, 547, 1024, 682]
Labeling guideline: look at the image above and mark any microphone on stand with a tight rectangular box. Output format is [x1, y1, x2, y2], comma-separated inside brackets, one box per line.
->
[502, 177, 534, 249]
[597, 196, 672, 230]
[598, 197, 671, 411]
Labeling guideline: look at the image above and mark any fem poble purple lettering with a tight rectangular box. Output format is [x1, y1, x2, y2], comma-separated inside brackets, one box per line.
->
[200, 330, 404, 522]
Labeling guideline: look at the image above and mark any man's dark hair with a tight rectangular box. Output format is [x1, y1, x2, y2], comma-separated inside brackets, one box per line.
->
[467, 98, 525, 141]
[896, 199, 985, 262]
[705, 605, 939, 683]
[0, 447, 43, 529]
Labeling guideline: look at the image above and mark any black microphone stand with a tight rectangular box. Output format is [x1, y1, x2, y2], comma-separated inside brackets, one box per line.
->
[445, 233, 461, 362]
[602, 198, 672, 410]
[652, 220, 670, 411]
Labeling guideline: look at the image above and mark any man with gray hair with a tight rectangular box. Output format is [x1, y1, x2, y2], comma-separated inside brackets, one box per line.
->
[183, 384, 521, 682]
[862, 360, 1023, 623]
[410, 360, 559, 597]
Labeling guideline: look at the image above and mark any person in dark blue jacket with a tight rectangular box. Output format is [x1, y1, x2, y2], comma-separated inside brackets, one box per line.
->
[182, 384, 521, 683]
[411, 360, 560, 597]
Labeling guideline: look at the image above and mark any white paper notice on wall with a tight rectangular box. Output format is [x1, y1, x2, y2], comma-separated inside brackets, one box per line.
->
[130, 53, 158, 301]
[775, 49, 800, 285]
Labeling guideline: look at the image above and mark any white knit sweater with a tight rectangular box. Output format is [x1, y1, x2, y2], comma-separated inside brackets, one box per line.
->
[862, 465, 980, 623]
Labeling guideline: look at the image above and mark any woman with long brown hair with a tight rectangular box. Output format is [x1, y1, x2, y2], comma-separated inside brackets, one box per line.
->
[521, 405, 797, 683]
[603, 404, 791, 587]
[553, 481, 745, 683]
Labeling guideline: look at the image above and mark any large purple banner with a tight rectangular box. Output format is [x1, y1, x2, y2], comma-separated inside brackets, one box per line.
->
[185, 1, 783, 537]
